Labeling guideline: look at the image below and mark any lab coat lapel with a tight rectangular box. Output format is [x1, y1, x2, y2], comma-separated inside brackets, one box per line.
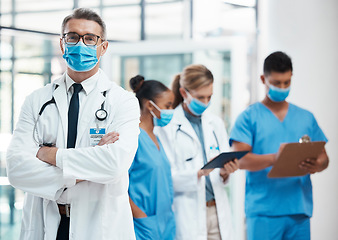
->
[76, 71, 113, 145]
[172, 104, 200, 143]
[52, 74, 68, 148]
[201, 113, 215, 159]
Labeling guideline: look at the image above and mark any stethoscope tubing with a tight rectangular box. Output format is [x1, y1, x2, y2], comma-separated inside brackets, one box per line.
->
[33, 86, 107, 146]
[174, 124, 220, 163]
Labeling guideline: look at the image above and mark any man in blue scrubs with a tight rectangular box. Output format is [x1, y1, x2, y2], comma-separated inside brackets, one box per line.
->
[230, 51, 329, 240]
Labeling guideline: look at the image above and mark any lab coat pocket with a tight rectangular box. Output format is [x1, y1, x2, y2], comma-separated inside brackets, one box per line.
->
[133, 215, 160, 240]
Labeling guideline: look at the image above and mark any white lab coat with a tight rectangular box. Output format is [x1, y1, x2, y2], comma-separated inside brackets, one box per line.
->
[6, 69, 140, 240]
[156, 104, 233, 240]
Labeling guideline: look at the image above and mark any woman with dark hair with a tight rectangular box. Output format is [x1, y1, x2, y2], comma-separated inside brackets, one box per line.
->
[128, 75, 176, 240]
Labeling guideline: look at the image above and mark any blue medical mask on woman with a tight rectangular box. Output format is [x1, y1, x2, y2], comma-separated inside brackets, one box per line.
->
[150, 100, 174, 127]
[267, 84, 290, 102]
[63, 42, 100, 72]
[185, 91, 210, 116]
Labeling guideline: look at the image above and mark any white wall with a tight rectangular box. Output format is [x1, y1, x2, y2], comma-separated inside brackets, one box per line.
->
[258, 0, 338, 239]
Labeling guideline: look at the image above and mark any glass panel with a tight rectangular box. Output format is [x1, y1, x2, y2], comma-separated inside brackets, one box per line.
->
[78, 0, 101, 8]
[120, 54, 192, 89]
[219, 7, 256, 34]
[0, 0, 12, 13]
[122, 57, 140, 90]
[14, 74, 44, 122]
[145, 2, 184, 40]
[0, 72, 12, 134]
[194, 0, 256, 37]
[103, 6, 141, 41]
[15, 0, 73, 12]
[15, 11, 72, 35]
[0, 36, 13, 134]
[103, 0, 140, 5]
[224, 0, 256, 7]
[142, 54, 190, 85]
[146, 0, 180, 3]
[1, 15, 13, 26]
[221, 51, 231, 132]
[0, 186, 23, 239]
[0, 38, 13, 71]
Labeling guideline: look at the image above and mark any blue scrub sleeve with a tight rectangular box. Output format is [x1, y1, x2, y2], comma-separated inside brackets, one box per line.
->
[229, 110, 254, 147]
[311, 114, 328, 142]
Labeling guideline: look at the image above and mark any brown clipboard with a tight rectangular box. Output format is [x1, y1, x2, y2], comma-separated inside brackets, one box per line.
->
[268, 141, 326, 178]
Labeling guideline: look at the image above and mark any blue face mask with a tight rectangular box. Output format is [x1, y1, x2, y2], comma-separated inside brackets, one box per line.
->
[185, 91, 210, 116]
[63, 42, 99, 72]
[150, 101, 174, 127]
[267, 84, 290, 102]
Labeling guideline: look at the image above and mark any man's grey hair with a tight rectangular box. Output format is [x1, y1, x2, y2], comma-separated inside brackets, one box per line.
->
[61, 8, 106, 40]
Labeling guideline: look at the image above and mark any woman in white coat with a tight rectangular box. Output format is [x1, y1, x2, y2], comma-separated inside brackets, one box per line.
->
[157, 64, 239, 240]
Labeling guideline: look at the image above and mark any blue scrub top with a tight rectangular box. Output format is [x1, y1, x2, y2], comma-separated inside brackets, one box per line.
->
[129, 128, 175, 240]
[229, 103, 327, 218]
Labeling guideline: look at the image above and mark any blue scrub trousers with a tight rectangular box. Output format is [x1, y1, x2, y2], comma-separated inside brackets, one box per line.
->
[246, 215, 310, 240]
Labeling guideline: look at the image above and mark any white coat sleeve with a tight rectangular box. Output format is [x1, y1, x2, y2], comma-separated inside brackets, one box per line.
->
[6, 95, 73, 201]
[157, 126, 200, 193]
[56, 92, 140, 184]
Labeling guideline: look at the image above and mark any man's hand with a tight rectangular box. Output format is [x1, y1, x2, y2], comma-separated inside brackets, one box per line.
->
[220, 159, 239, 182]
[97, 131, 119, 146]
[36, 147, 58, 166]
[299, 149, 329, 174]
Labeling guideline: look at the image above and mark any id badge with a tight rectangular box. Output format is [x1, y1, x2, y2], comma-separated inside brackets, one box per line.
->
[90, 128, 106, 146]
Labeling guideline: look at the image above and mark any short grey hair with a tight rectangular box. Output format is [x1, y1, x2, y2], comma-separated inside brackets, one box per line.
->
[61, 8, 106, 40]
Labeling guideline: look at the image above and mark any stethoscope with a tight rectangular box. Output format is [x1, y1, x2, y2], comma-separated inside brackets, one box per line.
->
[174, 124, 220, 162]
[32, 84, 108, 146]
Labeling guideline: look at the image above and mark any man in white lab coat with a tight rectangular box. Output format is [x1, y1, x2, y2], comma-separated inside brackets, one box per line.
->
[6, 8, 140, 240]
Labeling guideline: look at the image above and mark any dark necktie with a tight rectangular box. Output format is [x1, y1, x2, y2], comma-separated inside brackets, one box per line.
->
[67, 83, 83, 148]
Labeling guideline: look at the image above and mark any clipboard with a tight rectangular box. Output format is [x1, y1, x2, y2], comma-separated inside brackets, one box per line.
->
[201, 151, 249, 169]
[268, 141, 326, 178]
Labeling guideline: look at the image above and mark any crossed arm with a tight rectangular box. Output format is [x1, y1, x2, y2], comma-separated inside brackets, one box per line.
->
[36, 132, 120, 166]
[37, 131, 120, 184]
[38, 132, 147, 218]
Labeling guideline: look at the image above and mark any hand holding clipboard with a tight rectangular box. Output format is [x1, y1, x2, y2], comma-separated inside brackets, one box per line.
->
[268, 136, 326, 178]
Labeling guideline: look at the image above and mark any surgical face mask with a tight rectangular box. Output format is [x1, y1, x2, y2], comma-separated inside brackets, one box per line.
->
[63, 42, 100, 72]
[149, 100, 174, 127]
[267, 83, 290, 102]
[185, 90, 210, 116]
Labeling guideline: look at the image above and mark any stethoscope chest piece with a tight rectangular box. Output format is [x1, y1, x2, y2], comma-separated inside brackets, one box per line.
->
[95, 90, 108, 121]
[95, 109, 107, 121]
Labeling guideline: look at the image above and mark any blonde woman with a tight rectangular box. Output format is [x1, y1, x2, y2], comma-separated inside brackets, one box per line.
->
[157, 64, 238, 240]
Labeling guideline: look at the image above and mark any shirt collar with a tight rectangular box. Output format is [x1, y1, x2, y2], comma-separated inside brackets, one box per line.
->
[65, 71, 100, 95]
[184, 108, 202, 124]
